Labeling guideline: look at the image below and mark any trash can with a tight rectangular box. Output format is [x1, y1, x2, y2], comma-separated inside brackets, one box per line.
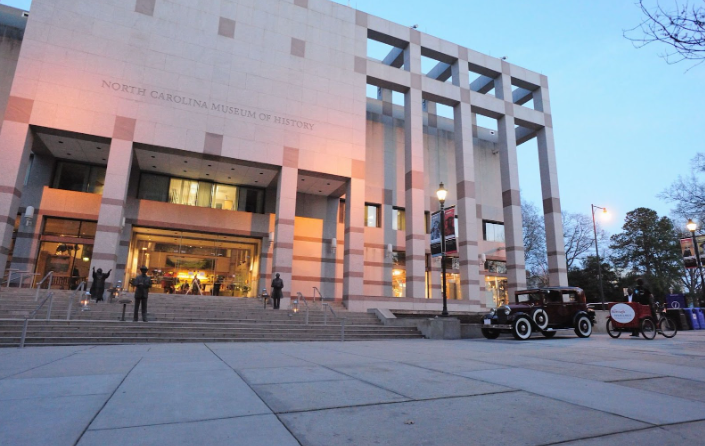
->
[697, 308, 705, 329]
[683, 308, 700, 330]
[667, 308, 690, 331]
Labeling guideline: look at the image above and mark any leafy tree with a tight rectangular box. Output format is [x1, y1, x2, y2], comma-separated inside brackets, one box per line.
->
[624, 0, 705, 67]
[567, 256, 622, 303]
[609, 207, 682, 298]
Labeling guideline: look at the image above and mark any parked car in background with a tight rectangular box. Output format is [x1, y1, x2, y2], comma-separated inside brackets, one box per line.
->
[482, 286, 595, 340]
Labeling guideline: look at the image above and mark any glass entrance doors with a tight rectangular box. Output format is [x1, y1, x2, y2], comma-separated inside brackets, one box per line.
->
[127, 228, 261, 297]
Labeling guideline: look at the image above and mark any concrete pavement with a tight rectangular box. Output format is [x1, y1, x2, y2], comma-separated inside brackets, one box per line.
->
[1, 332, 704, 445]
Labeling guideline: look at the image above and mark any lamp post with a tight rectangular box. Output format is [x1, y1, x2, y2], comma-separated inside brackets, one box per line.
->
[437, 183, 449, 317]
[591, 204, 607, 308]
[686, 219, 705, 307]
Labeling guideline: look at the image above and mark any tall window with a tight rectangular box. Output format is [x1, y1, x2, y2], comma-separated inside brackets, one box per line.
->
[52, 162, 106, 194]
[483, 220, 505, 242]
[138, 173, 264, 214]
[392, 207, 405, 231]
[365, 203, 380, 227]
[338, 199, 346, 223]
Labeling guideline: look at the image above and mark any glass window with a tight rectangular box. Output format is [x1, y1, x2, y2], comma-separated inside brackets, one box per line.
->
[212, 184, 237, 210]
[79, 221, 97, 238]
[338, 199, 346, 223]
[238, 188, 264, 213]
[43, 218, 81, 237]
[169, 178, 199, 206]
[424, 211, 430, 234]
[485, 260, 507, 274]
[483, 220, 505, 242]
[365, 203, 380, 227]
[392, 251, 406, 298]
[52, 162, 106, 194]
[86, 165, 106, 194]
[138, 174, 170, 202]
[392, 207, 405, 231]
[196, 181, 212, 208]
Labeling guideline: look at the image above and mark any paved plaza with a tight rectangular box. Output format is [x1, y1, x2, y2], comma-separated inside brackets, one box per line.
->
[1, 332, 704, 446]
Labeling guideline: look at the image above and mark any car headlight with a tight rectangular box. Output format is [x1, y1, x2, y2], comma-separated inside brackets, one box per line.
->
[500, 305, 511, 315]
[489, 308, 496, 317]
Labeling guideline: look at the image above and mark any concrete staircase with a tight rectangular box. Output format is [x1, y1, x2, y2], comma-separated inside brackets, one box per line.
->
[0, 288, 423, 346]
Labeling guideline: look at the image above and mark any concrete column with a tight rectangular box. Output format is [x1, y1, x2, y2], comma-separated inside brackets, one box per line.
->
[343, 162, 365, 303]
[272, 147, 299, 299]
[0, 96, 35, 275]
[379, 87, 395, 297]
[453, 81, 481, 307]
[534, 84, 568, 285]
[403, 37, 426, 299]
[496, 72, 526, 297]
[89, 117, 135, 288]
[321, 197, 339, 299]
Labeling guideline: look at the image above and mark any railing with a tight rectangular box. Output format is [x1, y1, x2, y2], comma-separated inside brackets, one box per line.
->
[322, 302, 347, 342]
[294, 292, 310, 325]
[3, 269, 37, 290]
[313, 287, 333, 302]
[65, 281, 86, 321]
[34, 271, 54, 301]
[19, 291, 55, 348]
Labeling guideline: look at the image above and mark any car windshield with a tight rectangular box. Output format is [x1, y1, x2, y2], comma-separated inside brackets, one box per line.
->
[516, 293, 542, 304]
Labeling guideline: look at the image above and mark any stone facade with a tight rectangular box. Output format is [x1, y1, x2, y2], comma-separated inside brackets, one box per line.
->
[0, 0, 567, 312]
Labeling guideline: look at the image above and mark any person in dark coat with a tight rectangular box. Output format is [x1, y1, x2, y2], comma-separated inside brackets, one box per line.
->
[271, 273, 284, 309]
[631, 278, 654, 336]
[132, 266, 152, 322]
[90, 267, 111, 302]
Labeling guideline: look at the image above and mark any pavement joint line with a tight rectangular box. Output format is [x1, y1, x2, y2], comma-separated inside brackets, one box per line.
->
[85, 412, 275, 432]
[203, 343, 305, 446]
[1, 346, 95, 380]
[248, 377, 355, 386]
[72, 357, 143, 446]
[276, 348, 414, 400]
[0, 391, 114, 402]
[271, 389, 522, 416]
[538, 418, 705, 446]
[603, 376, 669, 383]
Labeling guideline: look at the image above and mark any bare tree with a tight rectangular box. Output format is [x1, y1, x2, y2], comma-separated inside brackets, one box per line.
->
[624, 0, 705, 67]
[563, 212, 609, 269]
[660, 153, 705, 222]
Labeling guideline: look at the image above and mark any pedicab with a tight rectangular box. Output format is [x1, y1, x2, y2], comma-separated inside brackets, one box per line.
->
[605, 302, 677, 340]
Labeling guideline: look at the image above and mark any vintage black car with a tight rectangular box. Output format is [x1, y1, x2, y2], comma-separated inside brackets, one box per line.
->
[481, 286, 595, 340]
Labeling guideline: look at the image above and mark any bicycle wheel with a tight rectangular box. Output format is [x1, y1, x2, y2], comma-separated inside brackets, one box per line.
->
[606, 319, 621, 338]
[641, 318, 656, 340]
[659, 316, 677, 338]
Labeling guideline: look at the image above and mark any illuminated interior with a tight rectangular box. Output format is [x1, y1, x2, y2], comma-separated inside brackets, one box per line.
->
[485, 275, 508, 307]
[127, 227, 261, 297]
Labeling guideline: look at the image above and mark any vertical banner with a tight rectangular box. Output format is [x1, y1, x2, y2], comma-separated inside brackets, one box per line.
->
[431, 207, 457, 257]
[430, 211, 442, 257]
[444, 207, 457, 256]
[681, 235, 705, 269]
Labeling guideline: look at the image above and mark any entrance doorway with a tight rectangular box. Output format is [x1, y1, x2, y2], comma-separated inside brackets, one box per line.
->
[127, 228, 261, 297]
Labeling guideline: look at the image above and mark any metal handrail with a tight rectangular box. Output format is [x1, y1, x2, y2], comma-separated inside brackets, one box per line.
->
[19, 291, 55, 348]
[66, 281, 86, 320]
[312, 287, 326, 302]
[295, 292, 310, 325]
[322, 302, 347, 342]
[34, 271, 54, 301]
[3, 269, 34, 290]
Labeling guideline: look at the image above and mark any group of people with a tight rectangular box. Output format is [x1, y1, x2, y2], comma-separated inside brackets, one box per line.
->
[88, 267, 287, 321]
[625, 278, 657, 336]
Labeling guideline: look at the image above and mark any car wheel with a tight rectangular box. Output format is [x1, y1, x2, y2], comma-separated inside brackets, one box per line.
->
[512, 317, 532, 340]
[542, 330, 556, 338]
[574, 315, 592, 338]
[481, 328, 500, 339]
[606, 319, 621, 338]
[532, 309, 549, 330]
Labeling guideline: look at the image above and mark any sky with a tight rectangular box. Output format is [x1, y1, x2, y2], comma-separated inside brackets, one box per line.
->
[2, 0, 703, 235]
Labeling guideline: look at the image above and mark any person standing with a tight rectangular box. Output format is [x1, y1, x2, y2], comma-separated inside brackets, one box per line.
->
[631, 278, 654, 337]
[132, 266, 151, 322]
[90, 267, 111, 302]
[271, 273, 284, 309]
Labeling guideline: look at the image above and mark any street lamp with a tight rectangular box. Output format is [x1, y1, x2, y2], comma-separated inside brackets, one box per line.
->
[591, 205, 607, 308]
[686, 219, 705, 307]
[437, 183, 449, 317]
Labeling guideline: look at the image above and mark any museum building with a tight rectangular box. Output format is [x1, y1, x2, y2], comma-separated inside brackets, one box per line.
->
[0, 0, 568, 312]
